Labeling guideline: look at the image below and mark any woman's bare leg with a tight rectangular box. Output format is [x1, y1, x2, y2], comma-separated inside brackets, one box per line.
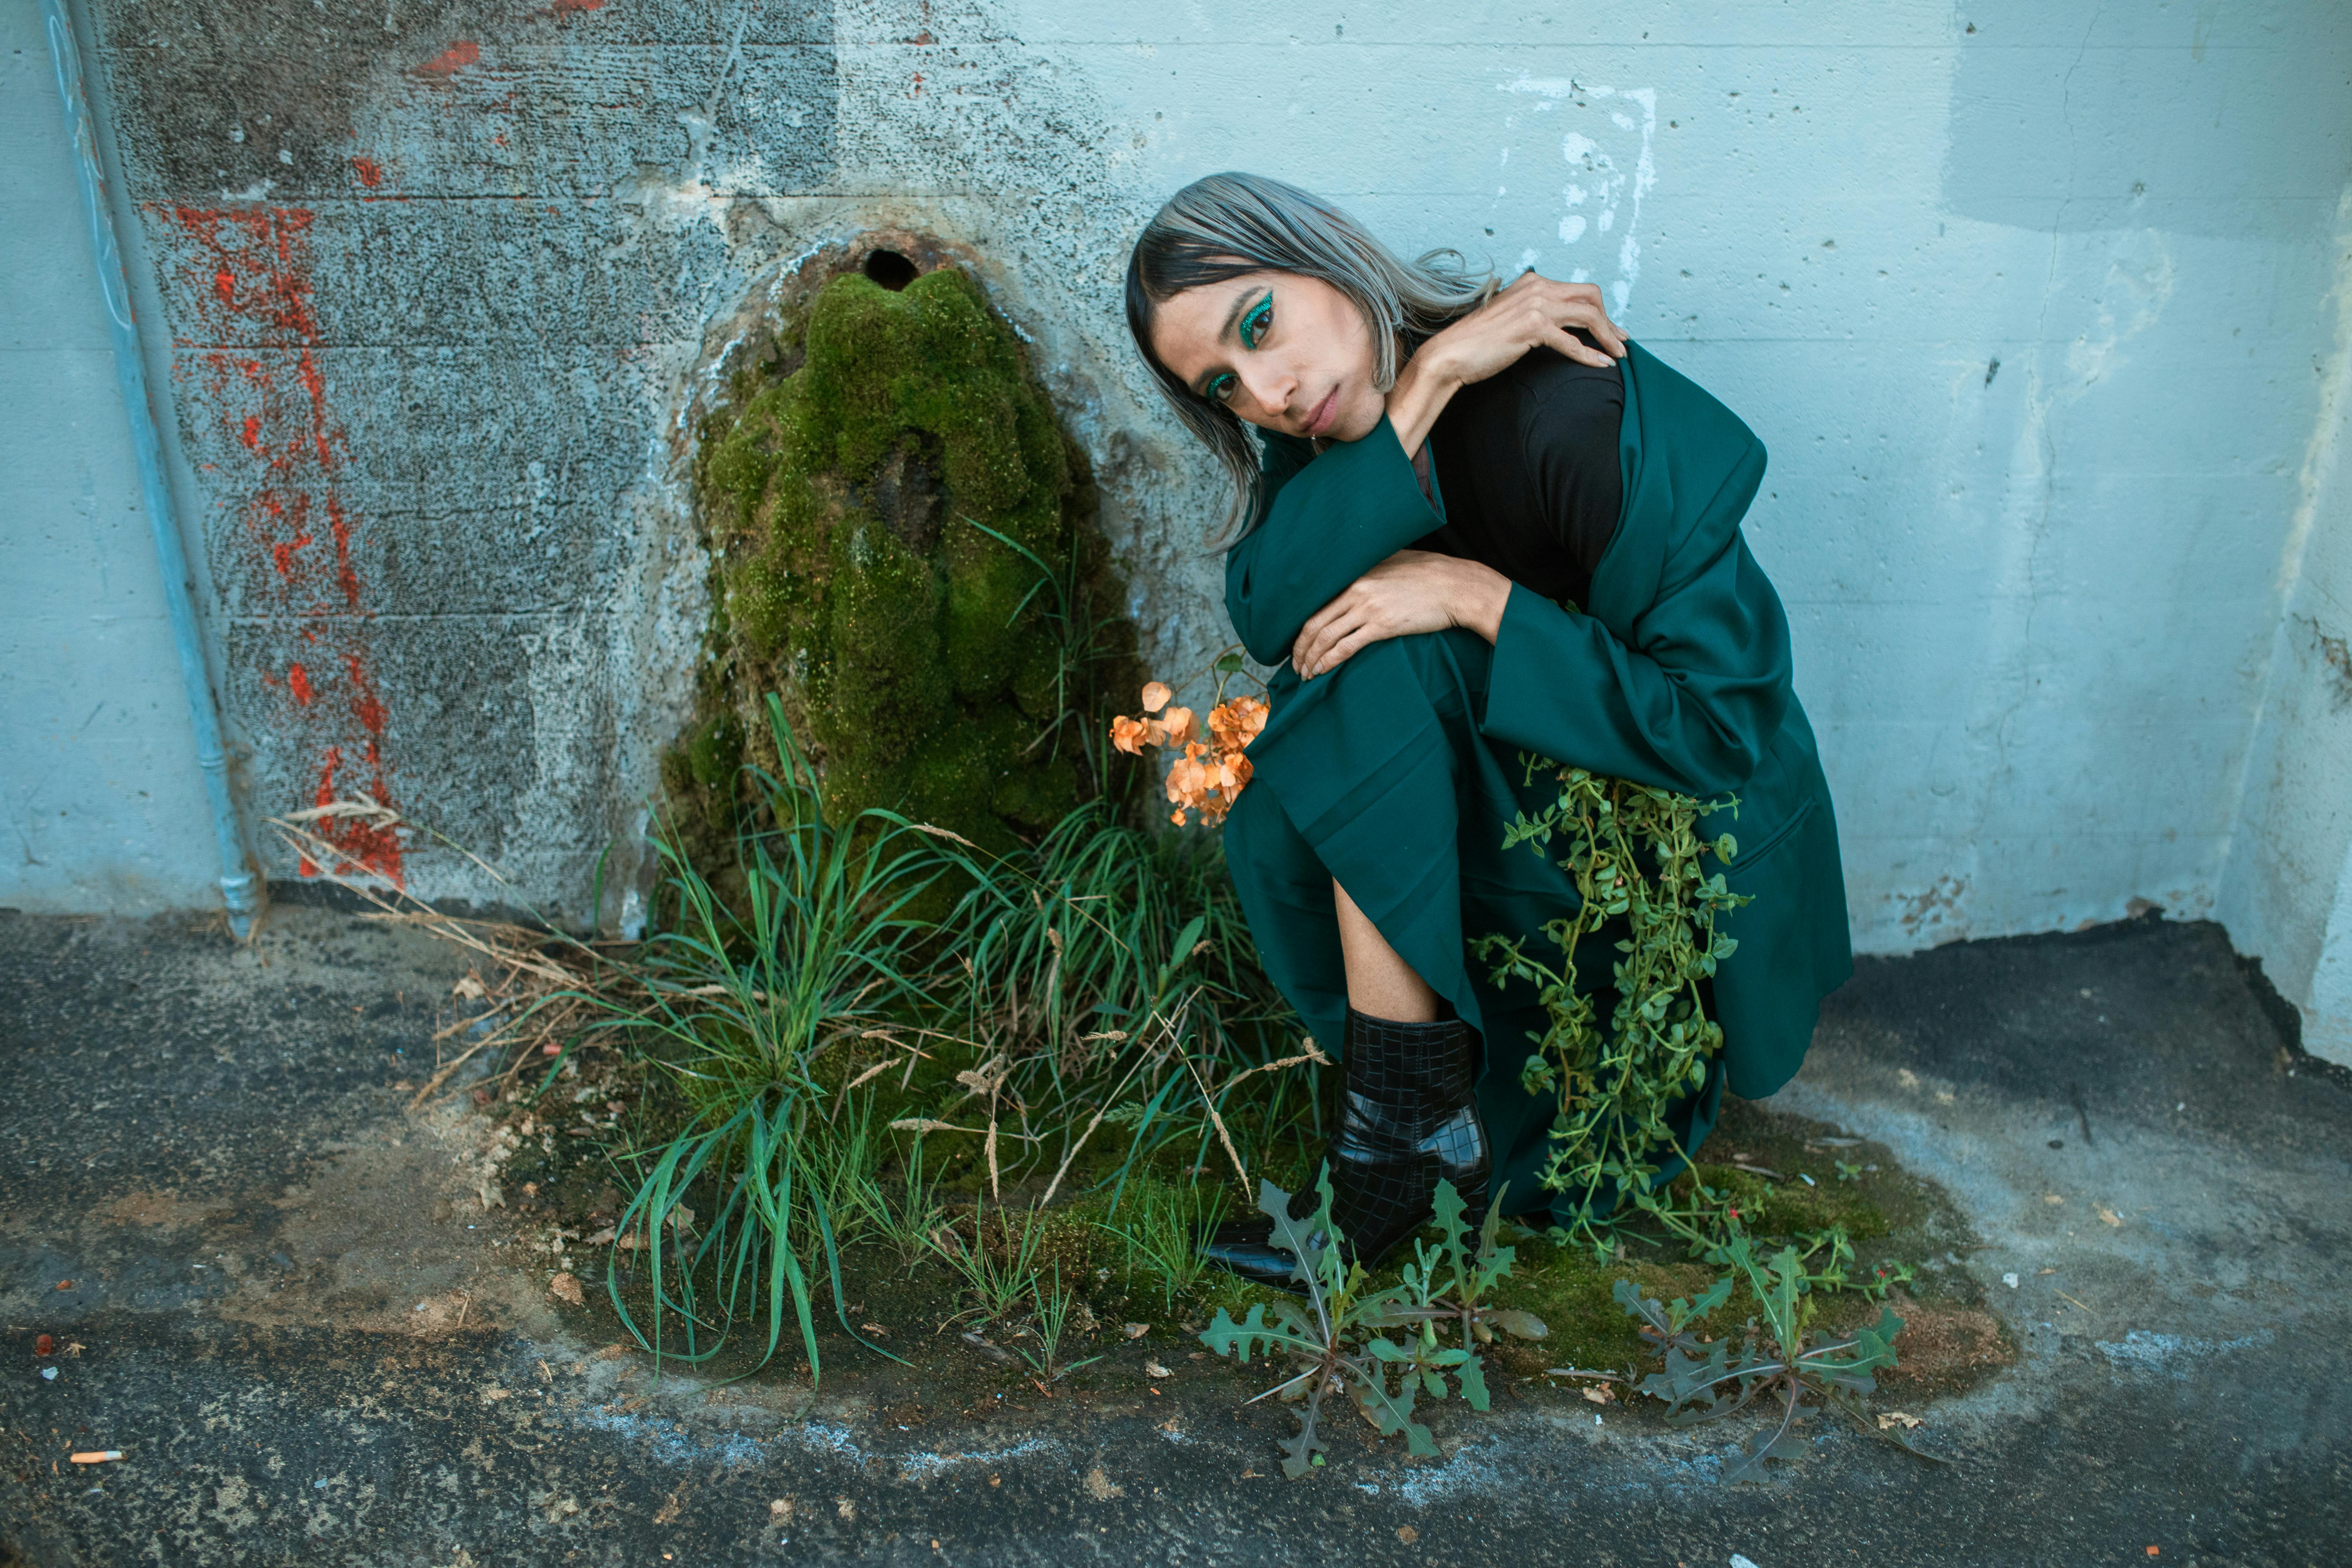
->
[1332, 877, 1439, 1022]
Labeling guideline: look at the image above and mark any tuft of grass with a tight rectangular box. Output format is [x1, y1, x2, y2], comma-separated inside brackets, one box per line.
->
[593, 695, 956, 1380]
[929, 1201, 1049, 1327]
[873, 793, 1331, 1216]
[1012, 1265, 1106, 1383]
[852, 1133, 946, 1272]
[1099, 1176, 1230, 1310]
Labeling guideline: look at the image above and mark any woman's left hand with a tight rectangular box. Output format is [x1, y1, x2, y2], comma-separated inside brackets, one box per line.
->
[1291, 550, 1513, 679]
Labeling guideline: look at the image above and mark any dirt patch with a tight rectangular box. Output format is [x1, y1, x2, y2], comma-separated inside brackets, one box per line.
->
[106, 1190, 218, 1229]
[1882, 1299, 2015, 1395]
[206, 1092, 562, 1341]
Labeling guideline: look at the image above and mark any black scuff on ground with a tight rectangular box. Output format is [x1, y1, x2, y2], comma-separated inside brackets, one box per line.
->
[1, 905, 2346, 1566]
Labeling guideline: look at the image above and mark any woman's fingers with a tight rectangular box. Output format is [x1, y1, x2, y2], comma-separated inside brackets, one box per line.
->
[1549, 322, 1616, 369]
[1293, 553, 1475, 676]
[1308, 625, 1380, 677]
[1504, 273, 1627, 357]
[1305, 600, 1394, 678]
[1294, 601, 1367, 677]
[1562, 290, 1628, 357]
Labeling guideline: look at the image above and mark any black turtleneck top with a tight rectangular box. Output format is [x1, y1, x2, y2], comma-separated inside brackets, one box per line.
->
[1411, 336, 1624, 612]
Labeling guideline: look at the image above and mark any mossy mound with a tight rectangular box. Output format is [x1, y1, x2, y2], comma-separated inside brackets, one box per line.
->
[670, 259, 1141, 868]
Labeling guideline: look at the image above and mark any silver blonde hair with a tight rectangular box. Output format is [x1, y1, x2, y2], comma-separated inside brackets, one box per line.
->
[1124, 172, 1496, 543]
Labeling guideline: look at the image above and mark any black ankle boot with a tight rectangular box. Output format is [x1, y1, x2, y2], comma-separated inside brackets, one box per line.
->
[1200, 1006, 1489, 1290]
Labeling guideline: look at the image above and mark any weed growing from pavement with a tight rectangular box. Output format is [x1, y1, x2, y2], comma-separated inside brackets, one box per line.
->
[1198, 1173, 1549, 1477]
[1613, 1230, 1943, 1483]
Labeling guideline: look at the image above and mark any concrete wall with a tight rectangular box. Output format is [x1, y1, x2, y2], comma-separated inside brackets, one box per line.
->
[0, 0, 226, 915]
[2216, 199, 2352, 1064]
[4, 0, 2349, 1031]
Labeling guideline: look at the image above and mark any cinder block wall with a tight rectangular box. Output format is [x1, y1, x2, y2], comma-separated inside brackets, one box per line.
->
[5, 0, 2350, 1051]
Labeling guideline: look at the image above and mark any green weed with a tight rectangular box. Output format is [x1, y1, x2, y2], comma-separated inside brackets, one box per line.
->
[1197, 1173, 1548, 1478]
[929, 1202, 1049, 1327]
[853, 1133, 946, 1271]
[1099, 1176, 1231, 1310]
[1012, 1265, 1107, 1383]
[1615, 1232, 1943, 1483]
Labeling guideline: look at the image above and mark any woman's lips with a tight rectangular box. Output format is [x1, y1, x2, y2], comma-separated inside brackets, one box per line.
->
[1301, 388, 1339, 438]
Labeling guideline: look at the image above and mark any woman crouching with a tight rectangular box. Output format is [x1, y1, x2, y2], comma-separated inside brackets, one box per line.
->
[1123, 172, 1853, 1285]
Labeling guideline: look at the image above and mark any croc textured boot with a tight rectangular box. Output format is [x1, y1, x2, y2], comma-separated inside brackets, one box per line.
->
[1200, 1005, 1489, 1290]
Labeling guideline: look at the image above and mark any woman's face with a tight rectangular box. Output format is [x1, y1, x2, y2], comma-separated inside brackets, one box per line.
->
[1148, 270, 1386, 443]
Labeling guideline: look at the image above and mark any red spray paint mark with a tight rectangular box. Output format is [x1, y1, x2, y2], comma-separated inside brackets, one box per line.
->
[296, 747, 405, 882]
[344, 652, 385, 736]
[348, 155, 384, 188]
[168, 204, 404, 886]
[413, 40, 480, 77]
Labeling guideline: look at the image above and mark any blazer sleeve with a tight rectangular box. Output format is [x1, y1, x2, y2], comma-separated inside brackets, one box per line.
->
[1479, 527, 1795, 800]
[1221, 417, 1443, 667]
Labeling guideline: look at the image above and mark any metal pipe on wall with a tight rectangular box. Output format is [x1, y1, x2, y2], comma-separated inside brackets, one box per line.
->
[42, 0, 260, 937]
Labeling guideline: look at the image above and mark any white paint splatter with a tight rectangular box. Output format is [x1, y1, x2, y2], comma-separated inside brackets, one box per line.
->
[1495, 78, 1658, 316]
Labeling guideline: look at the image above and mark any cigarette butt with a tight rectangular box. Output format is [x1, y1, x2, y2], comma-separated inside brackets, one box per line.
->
[70, 1450, 123, 1464]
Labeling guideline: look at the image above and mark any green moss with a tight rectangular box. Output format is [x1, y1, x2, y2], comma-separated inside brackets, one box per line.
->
[666, 257, 1144, 853]
[1689, 1163, 1895, 1242]
[1491, 1245, 1720, 1373]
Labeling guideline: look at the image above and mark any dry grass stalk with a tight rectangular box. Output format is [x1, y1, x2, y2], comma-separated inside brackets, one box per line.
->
[269, 808, 627, 1109]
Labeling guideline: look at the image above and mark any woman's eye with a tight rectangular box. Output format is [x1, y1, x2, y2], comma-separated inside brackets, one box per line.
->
[1206, 372, 1236, 403]
[1240, 295, 1273, 351]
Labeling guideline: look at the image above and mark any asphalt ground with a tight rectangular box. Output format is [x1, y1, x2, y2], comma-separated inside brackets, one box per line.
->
[1, 904, 2346, 1567]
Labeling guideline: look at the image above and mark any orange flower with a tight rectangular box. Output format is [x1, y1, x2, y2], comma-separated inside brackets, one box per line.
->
[1208, 695, 1268, 750]
[1108, 677, 1267, 828]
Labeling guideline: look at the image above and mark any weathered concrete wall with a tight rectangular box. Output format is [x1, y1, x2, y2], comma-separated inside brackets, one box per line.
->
[2216, 199, 2352, 1064]
[0, 0, 225, 915]
[6, 0, 2351, 1014]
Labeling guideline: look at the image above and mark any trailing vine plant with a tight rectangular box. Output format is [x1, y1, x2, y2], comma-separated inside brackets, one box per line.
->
[1471, 760, 1748, 1246]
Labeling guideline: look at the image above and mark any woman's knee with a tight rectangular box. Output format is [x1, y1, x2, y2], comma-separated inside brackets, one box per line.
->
[1316, 627, 1489, 714]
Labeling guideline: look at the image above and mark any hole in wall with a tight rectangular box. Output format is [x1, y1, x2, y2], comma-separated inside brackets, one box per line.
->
[862, 248, 919, 291]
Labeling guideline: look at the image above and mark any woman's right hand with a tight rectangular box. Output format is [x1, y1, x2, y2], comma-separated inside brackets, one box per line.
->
[1385, 274, 1628, 454]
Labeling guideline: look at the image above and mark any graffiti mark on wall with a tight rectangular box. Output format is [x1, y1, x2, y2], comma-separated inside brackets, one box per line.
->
[1493, 78, 1658, 319]
[168, 205, 405, 886]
